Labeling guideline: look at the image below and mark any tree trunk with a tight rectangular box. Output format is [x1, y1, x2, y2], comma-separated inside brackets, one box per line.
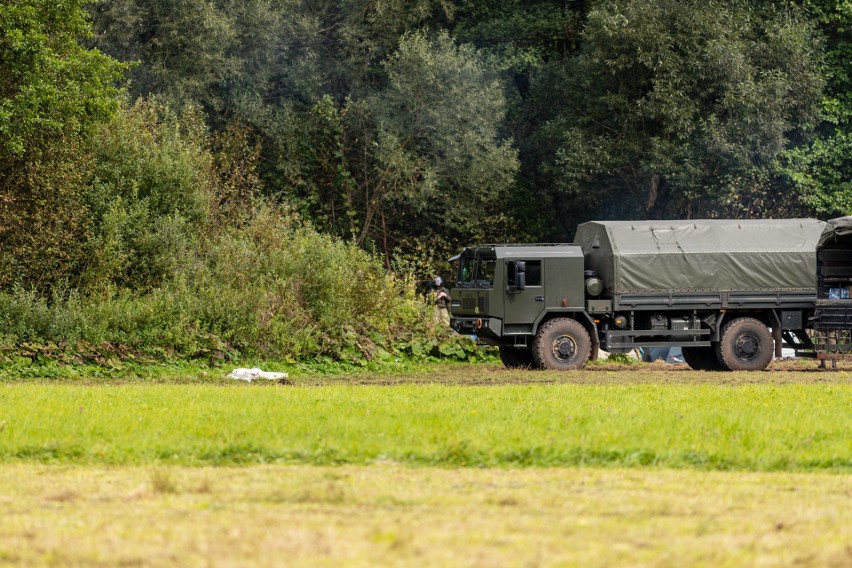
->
[646, 173, 660, 213]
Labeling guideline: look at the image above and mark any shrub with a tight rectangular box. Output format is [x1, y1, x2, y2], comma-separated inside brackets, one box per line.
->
[0, 99, 468, 366]
[0, 203, 447, 363]
[82, 98, 216, 291]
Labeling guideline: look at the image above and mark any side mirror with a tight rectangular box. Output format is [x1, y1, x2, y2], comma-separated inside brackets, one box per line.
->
[507, 260, 526, 292]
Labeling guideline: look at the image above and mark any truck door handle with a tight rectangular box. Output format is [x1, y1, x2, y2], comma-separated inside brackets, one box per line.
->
[535, 296, 544, 302]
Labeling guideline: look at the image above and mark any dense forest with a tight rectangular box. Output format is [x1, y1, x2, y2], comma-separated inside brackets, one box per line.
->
[0, 0, 849, 363]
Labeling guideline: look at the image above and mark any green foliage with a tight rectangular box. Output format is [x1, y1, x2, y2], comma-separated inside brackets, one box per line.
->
[538, 0, 824, 222]
[82, 98, 216, 291]
[0, 142, 94, 292]
[89, 1, 520, 260]
[0, 87, 473, 366]
[293, 31, 519, 260]
[782, 0, 852, 216]
[84, 0, 848, 250]
[0, 0, 125, 292]
[602, 353, 635, 365]
[453, 0, 581, 54]
[89, 0, 239, 107]
[0, 201, 473, 363]
[0, 0, 124, 155]
[377, 31, 519, 233]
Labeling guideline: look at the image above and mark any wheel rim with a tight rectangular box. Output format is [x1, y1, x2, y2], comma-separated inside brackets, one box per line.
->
[734, 333, 760, 361]
[551, 335, 576, 362]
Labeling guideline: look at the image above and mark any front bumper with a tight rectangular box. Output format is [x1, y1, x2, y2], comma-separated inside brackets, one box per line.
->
[450, 316, 503, 340]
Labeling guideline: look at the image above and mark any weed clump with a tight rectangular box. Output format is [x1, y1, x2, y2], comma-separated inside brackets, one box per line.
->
[150, 469, 178, 494]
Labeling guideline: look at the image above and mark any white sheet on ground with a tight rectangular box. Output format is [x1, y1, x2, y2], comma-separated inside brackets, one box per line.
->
[227, 368, 289, 381]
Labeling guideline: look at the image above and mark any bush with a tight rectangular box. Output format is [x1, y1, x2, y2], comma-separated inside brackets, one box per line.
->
[0, 203, 454, 363]
[0, 98, 471, 366]
[82, 98, 216, 291]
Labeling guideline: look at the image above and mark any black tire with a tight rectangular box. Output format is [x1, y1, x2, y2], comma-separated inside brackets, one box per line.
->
[499, 347, 537, 369]
[532, 318, 591, 371]
[715, 317, 774, 371]
[682, 346, 724, 371]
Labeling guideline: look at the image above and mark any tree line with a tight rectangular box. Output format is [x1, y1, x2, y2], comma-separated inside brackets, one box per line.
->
[0, 0, 848, 362]
[4, 1, 850, 278]
[91, 0, 850, 261]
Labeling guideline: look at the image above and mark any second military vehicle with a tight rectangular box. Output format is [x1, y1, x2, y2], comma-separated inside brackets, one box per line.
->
[450, 219, 825, 371]
[813, 216, 852, 365]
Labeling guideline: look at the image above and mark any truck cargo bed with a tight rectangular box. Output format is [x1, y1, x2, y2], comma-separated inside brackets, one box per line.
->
[575, 219, 823, 296]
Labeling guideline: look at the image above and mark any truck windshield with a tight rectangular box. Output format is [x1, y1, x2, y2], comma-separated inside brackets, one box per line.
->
[457, 249, 496, 288]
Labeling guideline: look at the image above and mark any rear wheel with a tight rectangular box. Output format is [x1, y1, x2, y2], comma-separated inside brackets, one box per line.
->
[716, 317, 774, 371]
[499, 347, 537, 369]
[532, 318, 591, 371]
[682, 346, 724, 371]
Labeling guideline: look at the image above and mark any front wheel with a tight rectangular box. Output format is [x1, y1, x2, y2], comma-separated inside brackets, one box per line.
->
[716, 317, 773, 371]
[532, 318, 591, 371]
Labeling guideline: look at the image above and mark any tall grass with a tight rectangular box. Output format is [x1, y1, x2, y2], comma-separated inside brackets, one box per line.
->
[1, 383, 849, 471]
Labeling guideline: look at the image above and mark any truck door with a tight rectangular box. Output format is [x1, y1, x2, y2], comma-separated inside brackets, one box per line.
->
[503, 259, 545, 329]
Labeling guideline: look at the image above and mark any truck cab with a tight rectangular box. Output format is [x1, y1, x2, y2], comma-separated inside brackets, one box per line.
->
[450, 244, 592, 368]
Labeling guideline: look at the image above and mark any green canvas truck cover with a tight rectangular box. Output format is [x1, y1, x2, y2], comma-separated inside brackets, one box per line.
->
[574, 219, 825, 294]
[817, 216, 852, 250]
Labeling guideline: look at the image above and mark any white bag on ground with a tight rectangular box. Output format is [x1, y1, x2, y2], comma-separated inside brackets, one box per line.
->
[227, 368, 289, 381]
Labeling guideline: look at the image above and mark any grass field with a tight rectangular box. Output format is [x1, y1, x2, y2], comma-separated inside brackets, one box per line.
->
[1, 374, 850, 470]
[1, 363, 850, 566]
[1, 465, 850, 567]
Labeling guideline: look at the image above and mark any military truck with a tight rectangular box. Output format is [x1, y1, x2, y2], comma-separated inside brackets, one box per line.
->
[813, 216, 852, 365]
[450, 219, 825, 371]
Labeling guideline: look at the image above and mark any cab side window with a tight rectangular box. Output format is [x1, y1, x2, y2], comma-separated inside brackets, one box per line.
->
[525, 261, 541, 286]
[508, 260, 542, 287]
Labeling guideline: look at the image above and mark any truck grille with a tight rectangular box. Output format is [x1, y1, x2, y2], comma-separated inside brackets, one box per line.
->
[459, 293, 488, 314]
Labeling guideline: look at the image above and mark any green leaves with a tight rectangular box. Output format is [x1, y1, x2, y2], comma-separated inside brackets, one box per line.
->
[781, 0, 852, 216]
[0, 0, 124, 155]
[0, 0, 126, 291]
[80, 0, 846, 242]
[538, 0, 824, 220]
[290, 30, 518, 256]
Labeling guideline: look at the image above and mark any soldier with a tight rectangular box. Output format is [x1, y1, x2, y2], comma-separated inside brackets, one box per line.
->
[432, 276, 451, 327]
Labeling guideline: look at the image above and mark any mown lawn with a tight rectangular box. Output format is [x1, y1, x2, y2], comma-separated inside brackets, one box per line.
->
[1, 378, 850, 470]
[1, 464, 849, 567]
[1, 364, 849, 567]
